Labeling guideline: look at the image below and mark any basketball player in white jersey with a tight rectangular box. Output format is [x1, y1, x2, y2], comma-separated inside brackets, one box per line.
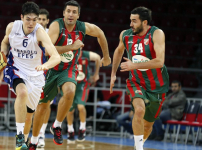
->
[22, 8, 52, 148]
[0, 2, 60, 150]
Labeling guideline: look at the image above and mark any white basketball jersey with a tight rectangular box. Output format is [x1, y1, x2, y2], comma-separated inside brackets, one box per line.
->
[9, 20, 44, 76]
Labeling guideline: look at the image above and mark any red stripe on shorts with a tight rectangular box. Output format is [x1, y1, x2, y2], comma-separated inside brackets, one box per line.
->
[126, 79, 135, 98]
[81, 82, 89, 101]
[154, 93, 166, 118]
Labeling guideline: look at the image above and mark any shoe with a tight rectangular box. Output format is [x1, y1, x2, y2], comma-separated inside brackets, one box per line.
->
[77, 129, 86, 142]
[15, 133, 27, 150]
[67, 132, 75, 144]
[154, 135, 164, 141]
[27, 143, 37, 150]
[37, 136, 45, 148]
[148, 133, 156, 140]
[50, 125, 63, 145]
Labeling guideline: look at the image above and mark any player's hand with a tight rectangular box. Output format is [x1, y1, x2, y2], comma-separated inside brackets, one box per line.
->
[110, 75, 116, 94]
[120, 57, 134, 72]
[89, 75, 99, 86]
[35, 64, 49, 71]
[100, 56, 111, 67]
[92, 74, 99, 83]
[72, 39, 84, 50]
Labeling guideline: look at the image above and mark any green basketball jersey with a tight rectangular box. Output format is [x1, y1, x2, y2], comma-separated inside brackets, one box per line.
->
[77, 51, 90, 84]
[122, 26, 169, 93]
[52, 18, 86, 72]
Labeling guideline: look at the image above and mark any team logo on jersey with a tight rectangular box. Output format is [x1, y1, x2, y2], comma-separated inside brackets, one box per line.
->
[77, 71, 85, 81]
[135, 90, 143, 95]
[60, 51, 74, 62]
[132, 55, 150, 71]
[15, 33, 21, 36]
[144, 39, 149, 45]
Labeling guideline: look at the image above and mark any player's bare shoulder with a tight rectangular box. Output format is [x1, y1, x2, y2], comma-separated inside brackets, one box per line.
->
[49, 21, 60, 32]
[120, 30, 126, 36]
[84, 22, 100, 34]
[36, 27, 47, 41]
[6, 22, 14, 35]
[153, 29, 165, 37]
[153, 29, 165, 42]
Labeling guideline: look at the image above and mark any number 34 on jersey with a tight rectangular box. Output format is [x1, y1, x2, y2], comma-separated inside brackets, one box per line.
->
[134, 43, 143, 53]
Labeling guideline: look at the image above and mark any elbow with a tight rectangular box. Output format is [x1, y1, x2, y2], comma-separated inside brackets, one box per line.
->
[56, 55, 61, 64]
[157, 59, 164, 68]
[159, 62, 164, 68]
[97, 30, 105, 39]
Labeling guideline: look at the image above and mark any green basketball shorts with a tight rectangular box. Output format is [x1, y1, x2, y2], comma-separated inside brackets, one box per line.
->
[126, 79, 166, 122]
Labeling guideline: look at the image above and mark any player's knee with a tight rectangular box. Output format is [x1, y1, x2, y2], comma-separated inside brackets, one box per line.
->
[135, 106, 145, 118]
[78, 105, 85, 111]
[69, 110, 74, 114]
[37, 103, 49, 113]
[17, 89, 28, 100]
[63, 89, 75, 100]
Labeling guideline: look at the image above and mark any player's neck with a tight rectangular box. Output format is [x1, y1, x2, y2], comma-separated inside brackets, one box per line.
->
[137, 26, 150, 36]
[65, 24, 75, 32]
[22, 26, 32, 36]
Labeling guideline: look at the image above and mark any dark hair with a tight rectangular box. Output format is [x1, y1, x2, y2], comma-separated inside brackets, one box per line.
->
[22, 1, 39, 16]
[131, 6, 152, 25]
[172, 80, 181, 87]
[64, 0, 80, 13]
[39, 9, 49, 19]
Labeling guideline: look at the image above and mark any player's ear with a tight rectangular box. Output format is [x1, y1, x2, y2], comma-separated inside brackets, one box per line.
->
[143, 20, 148, 26]
[47, 19, 49, 24]
[20, 14, 24, 21]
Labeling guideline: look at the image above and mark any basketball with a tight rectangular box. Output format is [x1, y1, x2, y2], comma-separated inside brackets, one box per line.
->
[0, 52, 7, 72]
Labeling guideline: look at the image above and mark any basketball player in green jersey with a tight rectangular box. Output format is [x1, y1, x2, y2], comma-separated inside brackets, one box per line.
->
[110, 7, 169, 150]
[29, 0, 111, 148]
[66, 50, 100, 143]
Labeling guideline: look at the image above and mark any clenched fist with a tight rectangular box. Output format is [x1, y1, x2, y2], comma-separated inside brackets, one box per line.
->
[100, 56, 111, 67]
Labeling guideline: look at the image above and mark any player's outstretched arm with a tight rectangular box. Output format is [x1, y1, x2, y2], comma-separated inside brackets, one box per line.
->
[85, 22, 111, 66]
[89, 51, 101, 83]
[1, 22, 13, 56]
[48, 21, 84, 54]
[110, 30, 125, 94]
[36, 28, 61, 71]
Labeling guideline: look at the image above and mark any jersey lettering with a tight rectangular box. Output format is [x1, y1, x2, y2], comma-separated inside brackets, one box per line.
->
[134, 43, 143, 53]
[67, 39, 73, 45]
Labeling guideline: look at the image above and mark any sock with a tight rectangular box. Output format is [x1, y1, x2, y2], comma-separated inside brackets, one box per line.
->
[79, 122, 86, 130]
[31, 136, 38, 144]
[68, 124, 74, 132]
[39, 123, 47, 137]
[134, 135, 144, 150]
[16, 122, 25, 135]
[53, 119, 62, 128]
[24, 134, 29, 142]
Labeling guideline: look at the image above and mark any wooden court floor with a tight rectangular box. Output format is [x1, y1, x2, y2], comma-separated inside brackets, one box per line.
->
[0, 136, 158, 150]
